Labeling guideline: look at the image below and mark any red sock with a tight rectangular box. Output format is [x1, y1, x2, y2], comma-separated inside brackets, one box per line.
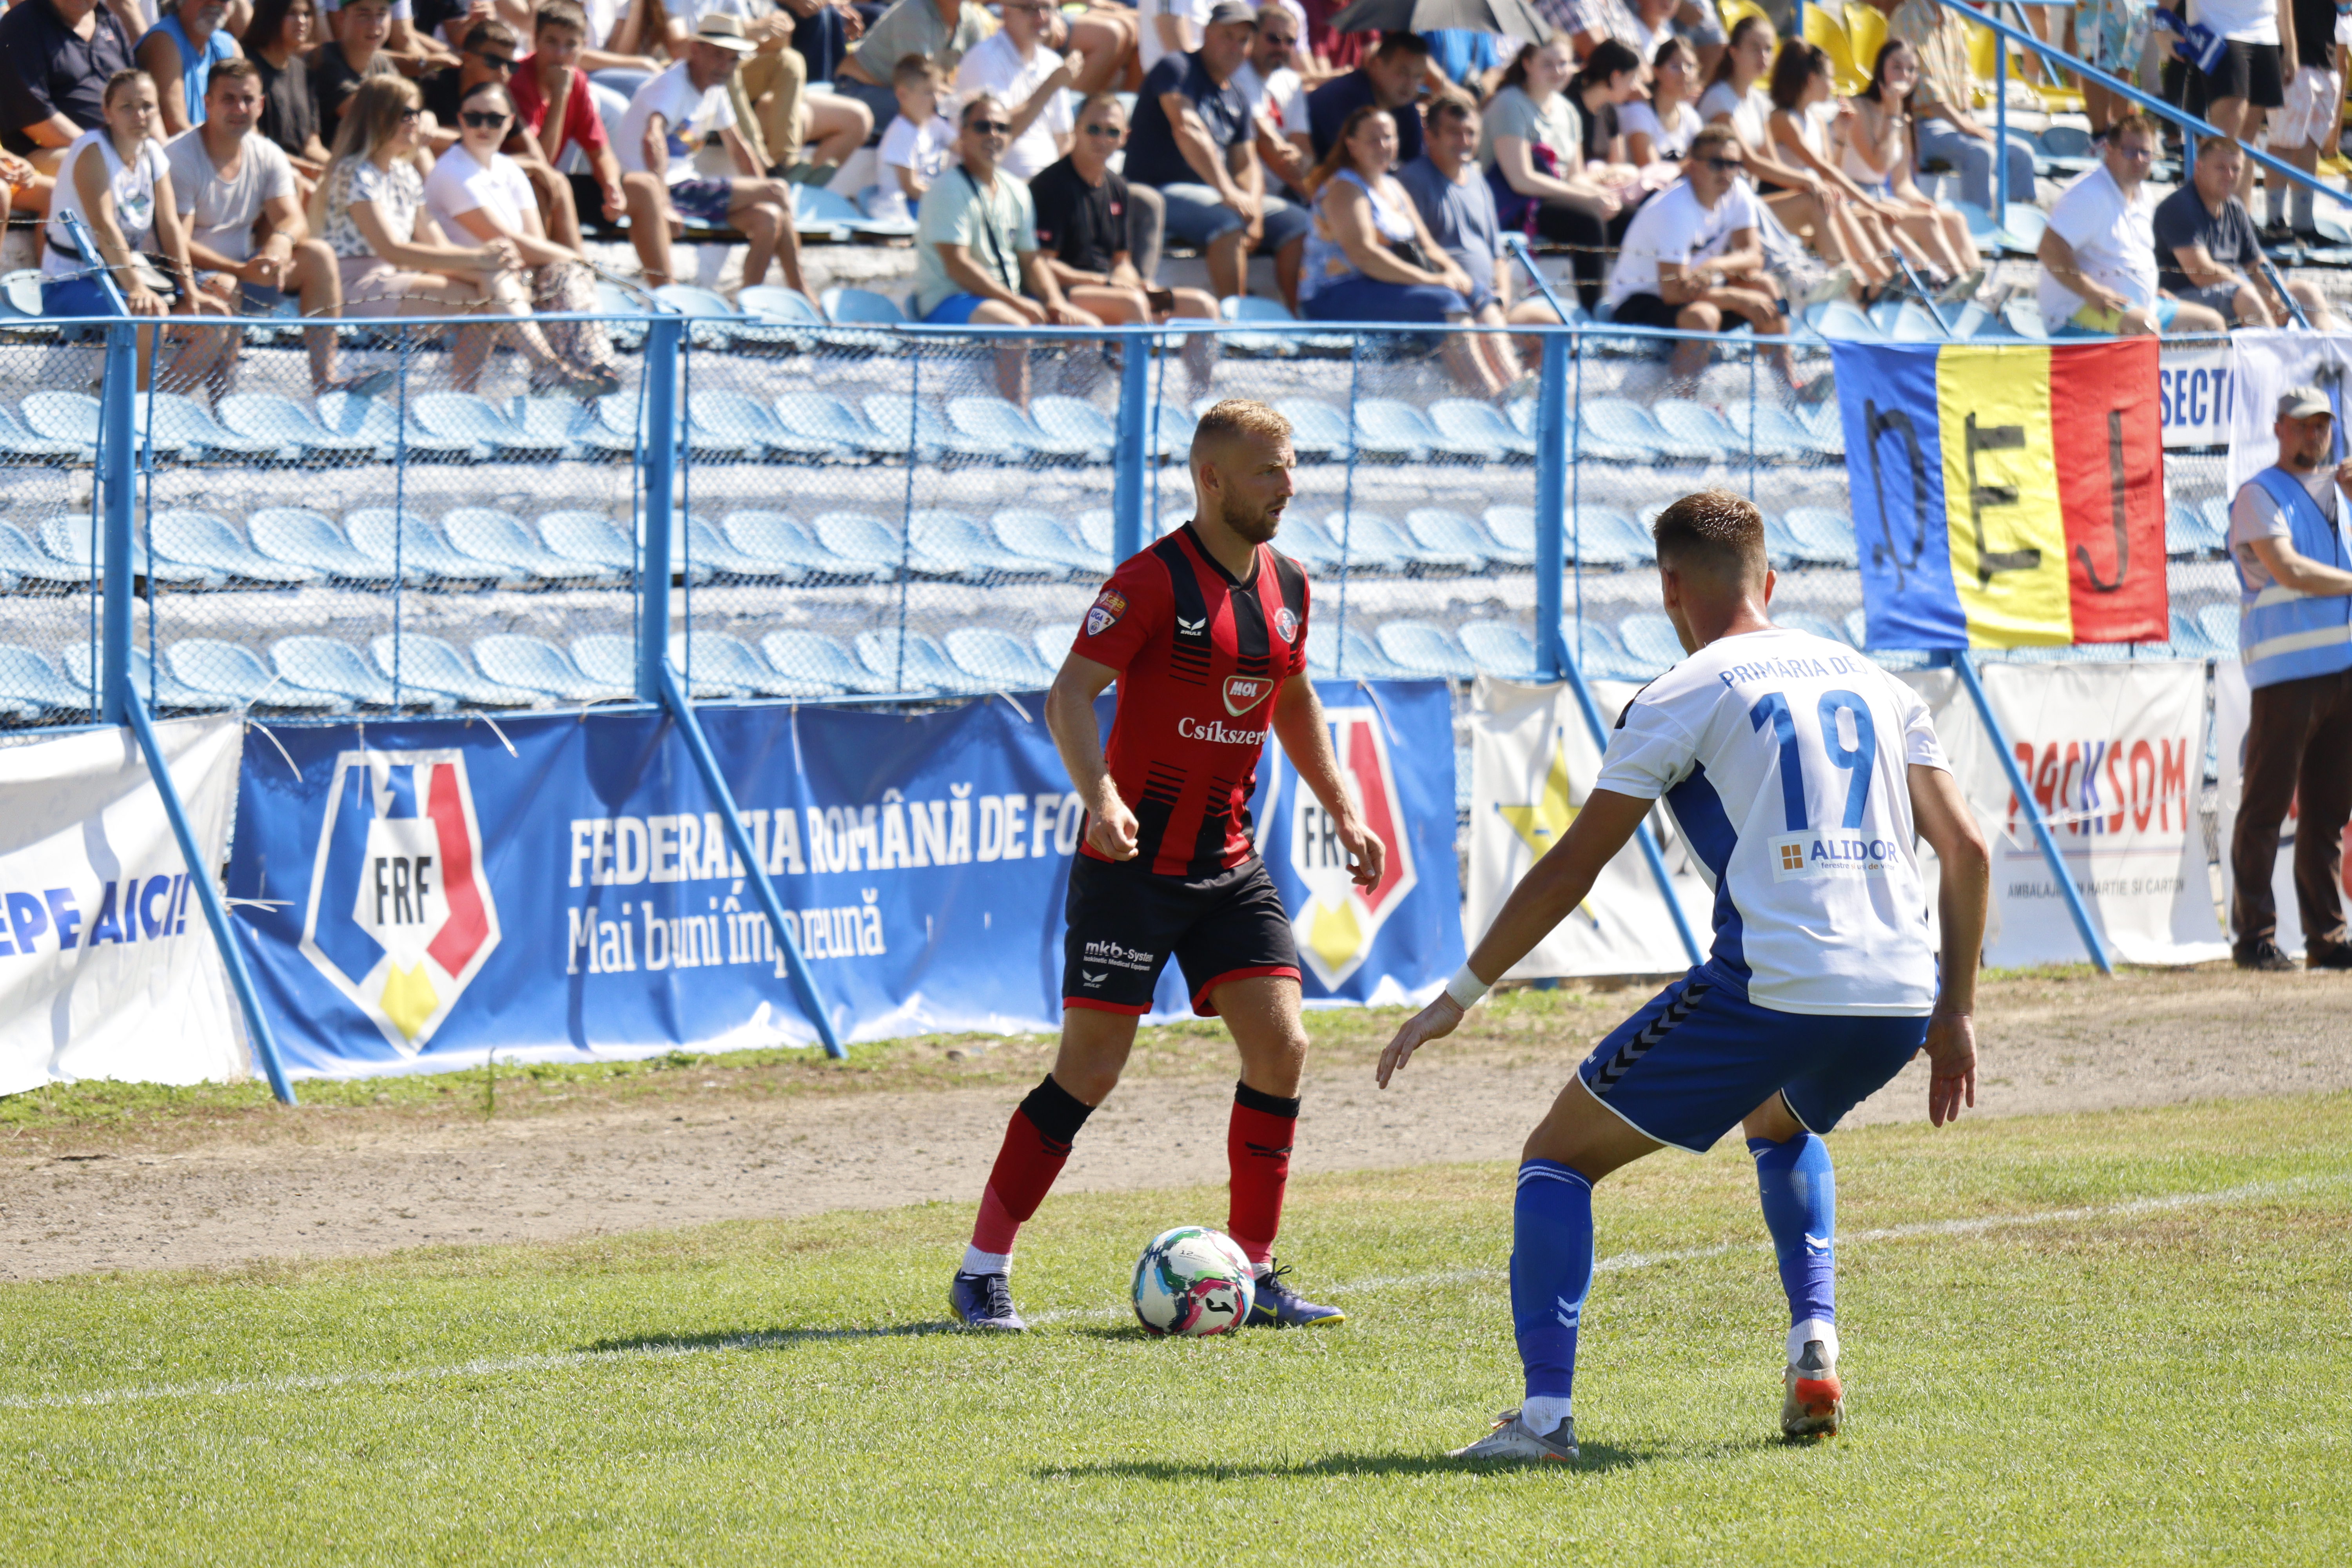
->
[968, 1075, 1093, 1260]
[1226, 1080, 1300, 1269]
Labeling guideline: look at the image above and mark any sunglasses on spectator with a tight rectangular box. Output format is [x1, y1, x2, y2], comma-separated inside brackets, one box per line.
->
[969, 118, 1013, 134]
[461, 109, 510, 128]
[397, 107, 422, 122]
[2113, 141, 2154, 159]
[1699, 156, 1743, 171]
[1081, 122, 1122, 137]
[472, 51, 517, 70]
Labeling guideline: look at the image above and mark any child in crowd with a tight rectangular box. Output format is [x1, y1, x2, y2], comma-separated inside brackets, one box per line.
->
[870, 54, 956, 225]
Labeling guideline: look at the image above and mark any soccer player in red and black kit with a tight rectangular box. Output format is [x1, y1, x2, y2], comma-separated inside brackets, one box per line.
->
[949, 399, 1387, 1332]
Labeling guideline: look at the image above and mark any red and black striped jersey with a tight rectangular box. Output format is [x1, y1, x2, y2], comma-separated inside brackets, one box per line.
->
[1069, 524, 1312, 878]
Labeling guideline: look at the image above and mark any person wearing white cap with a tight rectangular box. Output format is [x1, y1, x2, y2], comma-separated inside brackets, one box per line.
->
[611, 11, 805, 294]
[2225, 382, 2352, 971]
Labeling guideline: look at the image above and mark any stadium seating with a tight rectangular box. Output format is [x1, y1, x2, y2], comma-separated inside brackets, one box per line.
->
[1028, 396, 1116, 463]
[861, 394, 995, 462]
[855, 627, 996, 695]
[775, 392, 899, 457]
[944, 626, 1055, 689]
[1307, 621, 1408, 680]
[0, 403, 86, 464]
[1408, 507, 1524, 570]
[64, 642, 222, 710]
[1429, 398, 1535, 461]
[41, 514, 208, 584]
[690, 389, 837, 461]
[273, 634, 429, 709]
[1781, 508, 1861, 567]
[989, 509, 1095, 578]
[724, 511, 884, 583]
[947, 396, 1097, 463]
[169, 638, 341, 710]
[345, 509, 513, 586]
[149, 511, 319, 586]
[1032, 623, 1076, 670]
[537, 511, 644, 579]
[1615, 613, 1686, 675]
[760, 628, 895, 695]
[473, 633, 631, 702]
[217, 392, 379, 464]
[0, 643, 89, 717]
[370, 634, 540, 706]
[314, 390, 475, 462]
[442, 508, 612, 584]
[1374, 619, 1479, 679]
[1458, 619, 1538, 677]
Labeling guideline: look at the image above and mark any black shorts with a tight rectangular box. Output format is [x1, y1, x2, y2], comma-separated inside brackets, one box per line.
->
[2192, 40, 2285, 110]
[1606, 291, 1684, 330]
[568, 173, 620, 234]
[1062, 853, 1300, 1018]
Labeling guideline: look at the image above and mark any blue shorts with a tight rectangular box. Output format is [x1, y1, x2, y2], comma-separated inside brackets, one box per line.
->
[668, 176, 737, 225]
[1299, 275, 1470, 323]
[923, 292, 988, 324]
[1576, 967, 1928, 1153]
[43, 274, 115, 318]
[1154, 183, 1312, 254]
[2050, 295, 2182, 336]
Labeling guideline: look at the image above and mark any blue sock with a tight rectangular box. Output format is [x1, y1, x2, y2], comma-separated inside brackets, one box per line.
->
[1510, 1158, 1593, 1431]
[1749, 1134, 1837, 1359]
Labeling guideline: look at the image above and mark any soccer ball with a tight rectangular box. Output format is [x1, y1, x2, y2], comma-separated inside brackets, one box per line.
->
[1131, 1225, 1256, 1338]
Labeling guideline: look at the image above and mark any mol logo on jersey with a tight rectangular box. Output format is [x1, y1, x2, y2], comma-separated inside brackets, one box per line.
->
[1223, 674, 1270, 716]
[300, 749, 499, 1052]
[1285, 706, 1415, 988]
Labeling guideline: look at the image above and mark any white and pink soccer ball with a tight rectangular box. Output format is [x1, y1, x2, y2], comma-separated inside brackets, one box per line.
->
[1130, 1225, 1256, 1338]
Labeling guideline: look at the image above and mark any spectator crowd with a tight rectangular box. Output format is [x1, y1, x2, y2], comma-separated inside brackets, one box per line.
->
[5, 0, 2348, 404]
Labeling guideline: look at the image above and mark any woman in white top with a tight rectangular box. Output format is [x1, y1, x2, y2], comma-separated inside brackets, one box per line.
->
[42, 69, 229, 391]
[1765, 40, 1898, 292]
[1623, 37, 1703, 167]
[1698, 15, 1839, 274]
[313, 75, 608, 396]
[1303, 105, 1513, 399]
[1479, 38, 1624, 307]
[1840, 39, 1980, 288]
[424, 78, 621, 391]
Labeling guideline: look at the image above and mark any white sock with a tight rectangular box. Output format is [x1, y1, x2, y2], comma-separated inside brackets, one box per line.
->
[1788, 1318, 1841, 1367]
[2269, 178, 2290, 229]
[1520, 1394, 1574, 1436]
[960, 1245, 1011, 1276]
[2293, 181, 2317, 233]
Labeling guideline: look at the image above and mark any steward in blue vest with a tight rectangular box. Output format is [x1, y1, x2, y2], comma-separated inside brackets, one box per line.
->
[2225, 383, 2352, 973]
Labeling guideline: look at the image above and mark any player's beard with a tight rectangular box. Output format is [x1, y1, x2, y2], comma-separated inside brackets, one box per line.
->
[1221, 497, 1285, 545]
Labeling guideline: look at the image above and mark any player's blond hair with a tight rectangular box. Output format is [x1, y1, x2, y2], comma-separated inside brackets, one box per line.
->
[1651, 488, 1767, 586]
[1194, 399, 1293, 450]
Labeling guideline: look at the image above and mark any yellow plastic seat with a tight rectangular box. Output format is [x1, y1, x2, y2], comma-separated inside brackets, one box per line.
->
[1804, 4, 1867, 94]
[1843, 3, 1886, 79]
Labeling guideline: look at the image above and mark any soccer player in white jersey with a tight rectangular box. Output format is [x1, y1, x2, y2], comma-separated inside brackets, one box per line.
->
[1377, 489, 1991, 1461]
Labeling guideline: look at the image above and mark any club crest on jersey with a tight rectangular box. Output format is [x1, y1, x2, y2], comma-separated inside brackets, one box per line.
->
[1223, 674, 1270, 716]
[1273, 606, 1299, 643]
[300, 750, 500, 1053]
[1085, 588, 1127, 639]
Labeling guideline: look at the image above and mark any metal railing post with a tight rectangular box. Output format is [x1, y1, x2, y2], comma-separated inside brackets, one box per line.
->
[1534, 323, 1570, 680]
[1951, 651, 2114, 973]
[1111, 324, 1149, 562]
[1995, 30, 2009, 213]
[1335, 333, 1360, 679]
[637, 311, 682, 703]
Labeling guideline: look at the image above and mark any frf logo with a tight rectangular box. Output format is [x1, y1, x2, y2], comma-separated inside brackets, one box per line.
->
[300, 750, 499, 1051]
[1285, 706, 1415, 988]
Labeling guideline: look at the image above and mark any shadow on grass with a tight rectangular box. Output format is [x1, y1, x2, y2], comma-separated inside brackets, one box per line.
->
[1039, 1434, 1782, 1481]
[579, 1322, 957, 1355]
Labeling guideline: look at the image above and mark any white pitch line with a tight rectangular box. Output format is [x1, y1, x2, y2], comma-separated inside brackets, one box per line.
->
[1, 1174, 2338, 1414]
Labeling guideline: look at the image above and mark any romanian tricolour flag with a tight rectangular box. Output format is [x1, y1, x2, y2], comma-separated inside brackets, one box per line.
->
[1832, 339, 2168, 650]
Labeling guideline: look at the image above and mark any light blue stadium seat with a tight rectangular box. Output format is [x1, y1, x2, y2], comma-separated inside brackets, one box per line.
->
[724, 511, 880, 581]
[147, 393, 284, 460]
[1408, 507, 1519, 570]
[1031, 622, 1076, 671]
[1583, 397, 1711, 462]
[537, 511, 638, 577]
[2196, 602, 2240, 654]
[215, 394, 379, 466]
[502, 396, 597, 459]
[861, 394, 994, 461]
[474, 633, 630, 702]
[0, 403, 85, 464]
[1483, 505, 1536, 563]
[789, 184, 861, 240]
[247, 508, 387, 583]
[1616, 613, 1686, 674]
[760, 628, 892, 694]
[1429, 398, 1535, 460]
[810, 511, 969, 579]
[774, 391, 897, 457]
[912, 509, 1055, 579]
[1573, 621, 1654, 682]
[2038, 123, 2096, 173]
[149, 510, 319, 585]
[1660, 397, 1799, 460]
[345, 508, 513, 585]
[1150, 403, 1194, 461]
[575, 395, 646, 460]
[949, 395, 1096, 463]
[1996, 203, 2048, 257]
[40, 514, 210, 583]
[989, 508, 1092, 577]
[1780, 507, 1860, 567]
[65, 641, 220, 710]
[2167, 500, 2215, 559]
[414, 391, 568, 461]
[1506, 398, 1537, 441]
[685, 515, 800, 581]
[1306, 620, 1407, 679]
[1565, 506, 1647, 568]
[650, 282, 740, 349]
[689, 388, 836, 461]
[273, 635, 426, 708]
[369, 633, 540, 706]
[1274, 397, 1351, 462]
[1353, 399, 1443, 461]
[820, 286, 910, 353]
[731, 284, 826, 351]
[1029, 396, 1116, 463]
[1724, 400, 1839, 458]
[945, 626, 1055, 689]
[0, 643, 89, 716]
[570, 634, 657, 694]
[442, 507, 610, 584]
[314, 390, 475, 461]
[1074, 509, 1116, 558]
[671, 630, 830, 699]
[2001, 294, 2047, 338]
[28, 390, 189, 460]
[1759, 510, 1803, 566]
[1318, 511, 1420, 573]
[595, 279, 651, 349]
[1777, 611, 1852, 647]
[1272, 511, 1344, 572]
[0, 520, 80, 584]
[2195, 495, 2233, 554]
[1805, 298, 1881, 342]
[855, 626, 994, 695]
[170, 638, 341, 710]
[1375, 620, 1478, 679]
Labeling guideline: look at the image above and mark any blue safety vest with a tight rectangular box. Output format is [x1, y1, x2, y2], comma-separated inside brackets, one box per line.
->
[2239, 466, 2352, 689]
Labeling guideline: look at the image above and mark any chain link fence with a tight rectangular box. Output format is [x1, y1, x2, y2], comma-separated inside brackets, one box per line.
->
[2, 311, 2245, 808]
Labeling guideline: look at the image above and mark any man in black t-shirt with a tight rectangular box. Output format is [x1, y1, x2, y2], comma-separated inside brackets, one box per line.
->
[2154, 135, 2343, 327]
[310, 0, 395, 147]
[0, 0, 134, 164]
[1122, 2, 1308, 307]
[1303, 31, 1427, 164]
[1030, 93, 1221, 389]
[420, 16, 518, 149]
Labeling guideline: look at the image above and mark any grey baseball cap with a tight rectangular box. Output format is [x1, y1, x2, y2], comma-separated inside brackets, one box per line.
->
[1205, 2, 1258, 26]
[2278, 384, 2333, 419]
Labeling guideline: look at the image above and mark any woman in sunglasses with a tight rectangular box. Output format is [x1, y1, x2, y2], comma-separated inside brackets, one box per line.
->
[423, 77, 620, 390]
[1839, 40, 1980, 296]
[311, 75, 616, 394]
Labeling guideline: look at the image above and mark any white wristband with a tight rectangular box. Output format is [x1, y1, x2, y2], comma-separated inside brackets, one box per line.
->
[1445, 965, 1488, 1010]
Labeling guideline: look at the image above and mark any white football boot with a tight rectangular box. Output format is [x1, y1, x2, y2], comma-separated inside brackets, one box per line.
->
[1448, 1409, 1579, 1463]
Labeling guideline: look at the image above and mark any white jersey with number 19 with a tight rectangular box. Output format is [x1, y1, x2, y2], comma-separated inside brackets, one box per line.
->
[1592, 627, 1950, 1016]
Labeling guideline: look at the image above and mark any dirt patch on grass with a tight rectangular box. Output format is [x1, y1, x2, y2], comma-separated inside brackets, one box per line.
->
[3, 965, 2347, 1281]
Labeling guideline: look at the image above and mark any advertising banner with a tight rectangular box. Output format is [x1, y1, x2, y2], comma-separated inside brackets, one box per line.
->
[1833, 338, 2167, 650]
[1900, 662, 2225, 966]
[2157, 347, 2233, 449]
[227, 682, 1460, 1076]
[1466, 675, 1711, 979]
[2225, 328, 2352, 493]
[0, 718, 247, 1098]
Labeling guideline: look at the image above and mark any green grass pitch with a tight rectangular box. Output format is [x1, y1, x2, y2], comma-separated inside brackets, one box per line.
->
[3, 1093, 2348, 1565]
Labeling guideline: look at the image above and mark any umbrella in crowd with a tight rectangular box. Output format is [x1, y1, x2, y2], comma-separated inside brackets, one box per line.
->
[1322, 0, 1553, 40]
